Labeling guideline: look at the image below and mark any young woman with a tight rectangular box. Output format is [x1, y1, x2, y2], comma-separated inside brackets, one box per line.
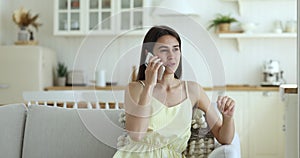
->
[113, 25, 235, 158]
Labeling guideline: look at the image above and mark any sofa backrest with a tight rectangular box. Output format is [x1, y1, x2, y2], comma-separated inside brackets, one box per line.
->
[23, 90, 125, 109]
[0, 104, 27, 158]
[22, 105, 124, 158]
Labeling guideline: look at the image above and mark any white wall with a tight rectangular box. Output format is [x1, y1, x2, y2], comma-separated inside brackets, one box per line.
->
[0, 0, 297, 87]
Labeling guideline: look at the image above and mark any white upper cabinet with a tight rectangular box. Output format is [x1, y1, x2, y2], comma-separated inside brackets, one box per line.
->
[54, 0, 150, 35]
[87, 0, 115, 34]
[118, 0, 144, 33]
[54, 0, 85, 35]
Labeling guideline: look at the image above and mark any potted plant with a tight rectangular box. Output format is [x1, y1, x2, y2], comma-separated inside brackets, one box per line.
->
[56, 62, 68, 86]
[207, 13, 238, 33]
[12, 7, 42, 42]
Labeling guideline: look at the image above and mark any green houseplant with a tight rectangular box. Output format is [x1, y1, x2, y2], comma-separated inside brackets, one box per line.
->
[56, 62, 68, 86]
[207, 13, 238, 33]
[57, 62, 68, 77]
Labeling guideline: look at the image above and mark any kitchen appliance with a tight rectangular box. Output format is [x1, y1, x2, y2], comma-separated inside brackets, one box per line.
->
[0, 46, 57, 104]
[67, 70, 86, 86]
[261, 60, 285, 87]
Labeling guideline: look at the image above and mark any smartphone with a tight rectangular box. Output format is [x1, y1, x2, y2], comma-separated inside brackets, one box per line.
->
[145, 52, 165, 80]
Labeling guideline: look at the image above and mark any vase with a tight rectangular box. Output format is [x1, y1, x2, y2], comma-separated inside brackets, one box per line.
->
[96, 70, 106, 87]
[56, 77, 66, 86]
[18, 27, 29, 41]
[217, 23, 230, 33]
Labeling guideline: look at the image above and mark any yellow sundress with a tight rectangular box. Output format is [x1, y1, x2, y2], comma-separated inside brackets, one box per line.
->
[113, 81, 193, 158]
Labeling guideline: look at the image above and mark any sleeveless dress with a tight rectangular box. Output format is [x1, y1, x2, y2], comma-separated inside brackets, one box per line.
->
[113, 81, 193, 158]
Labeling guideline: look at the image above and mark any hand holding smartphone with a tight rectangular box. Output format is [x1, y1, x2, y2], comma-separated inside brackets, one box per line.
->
[145, 52, 165, 80]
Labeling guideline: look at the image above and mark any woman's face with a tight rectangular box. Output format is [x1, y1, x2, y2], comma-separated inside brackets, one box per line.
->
[152, 35, 181, 74]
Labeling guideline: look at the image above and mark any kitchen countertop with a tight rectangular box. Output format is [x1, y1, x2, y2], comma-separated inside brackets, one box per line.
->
[44, 86, 125, 91]
[45, 84, 280, 91]
[279, 84, 298, 94]
[203, 84, 279, 91]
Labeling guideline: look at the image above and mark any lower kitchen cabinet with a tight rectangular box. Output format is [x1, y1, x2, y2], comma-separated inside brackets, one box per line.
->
[226, 91, 249, 158]
[282, 93, 298, 158]
[207, 91, 285, 158]
[248, 91, 285, 158]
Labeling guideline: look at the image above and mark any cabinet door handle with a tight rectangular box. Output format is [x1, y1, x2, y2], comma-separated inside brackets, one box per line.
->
[262, 91, 271, 96]
[282, 124, 286, 132]
[0, 84, 9, 89]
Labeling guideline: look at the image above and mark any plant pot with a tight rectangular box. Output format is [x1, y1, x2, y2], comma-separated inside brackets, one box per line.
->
[18, 27, 29, 41]
[56, 77, 66, 86]
[217, 23, 230, 33]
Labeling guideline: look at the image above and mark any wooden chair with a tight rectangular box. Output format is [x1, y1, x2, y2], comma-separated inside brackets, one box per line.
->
[23, 90, 125, 109]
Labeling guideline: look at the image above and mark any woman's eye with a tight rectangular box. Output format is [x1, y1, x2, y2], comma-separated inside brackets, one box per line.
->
[160, 49, 168, 52]
[173, 48, 180, 52]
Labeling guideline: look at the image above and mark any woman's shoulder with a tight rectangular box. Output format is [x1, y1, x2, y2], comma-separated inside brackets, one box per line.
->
[185, 80, 199, 86]
[127, 81, 145, 91]
[185, 80, 204, 92]
[125, 81, 145, 101]
[185, 80, 207, 100]
[185, 81, 210, 110]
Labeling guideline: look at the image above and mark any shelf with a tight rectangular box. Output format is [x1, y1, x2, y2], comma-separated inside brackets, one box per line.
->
[218, 33, 297, 51]
[219, 33, 297, 38]
[15, 40, 38, 45]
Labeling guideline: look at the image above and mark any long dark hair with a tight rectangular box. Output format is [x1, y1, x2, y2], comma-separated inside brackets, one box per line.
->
[137, 25, 182, 80]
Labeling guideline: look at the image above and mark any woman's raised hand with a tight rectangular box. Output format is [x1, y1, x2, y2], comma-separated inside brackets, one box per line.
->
[145, 55, 163, 86]
[217, 96, 235, 118]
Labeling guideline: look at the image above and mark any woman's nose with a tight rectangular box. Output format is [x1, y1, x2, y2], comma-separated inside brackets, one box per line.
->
[167, 50, 176, 58]
[167, 54, 174, 60]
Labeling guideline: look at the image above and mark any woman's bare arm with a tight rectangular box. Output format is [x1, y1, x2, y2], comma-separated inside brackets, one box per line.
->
[194, 84, 235, 144]
[124, 82, 154, 141]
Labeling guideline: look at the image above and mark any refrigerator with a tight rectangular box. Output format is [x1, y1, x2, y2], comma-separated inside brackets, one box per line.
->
[0, 46, 57, 105]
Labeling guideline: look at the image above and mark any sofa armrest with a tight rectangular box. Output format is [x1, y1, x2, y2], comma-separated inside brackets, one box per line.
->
[0, 104, 27, 158]
[208, 133, 241, 158]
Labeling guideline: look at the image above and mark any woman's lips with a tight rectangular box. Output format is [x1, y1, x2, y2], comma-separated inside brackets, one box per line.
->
[166, 63, 176, 67]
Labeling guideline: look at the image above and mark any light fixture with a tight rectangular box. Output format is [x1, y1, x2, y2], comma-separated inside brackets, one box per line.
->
[152, 0, 198, 16]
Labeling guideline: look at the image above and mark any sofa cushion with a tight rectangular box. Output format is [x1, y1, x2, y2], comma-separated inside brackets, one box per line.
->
[0, 104, 27, 158]
[208, 133, 241, 158]
[22, 105, 124, 158]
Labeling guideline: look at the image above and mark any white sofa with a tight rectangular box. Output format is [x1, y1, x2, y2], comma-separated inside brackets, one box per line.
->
[0, 104, 240, 158]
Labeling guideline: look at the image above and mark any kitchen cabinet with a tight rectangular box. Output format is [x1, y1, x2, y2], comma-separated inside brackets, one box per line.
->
[87, 0, 115, 34]
[54, 0, 85, 35]
[282, 94, 298, 158]
[206, 90, 285, 158]
[226, 91, 249, 158]
[54, 0, 150, 35]
[0, 46, 57, 105]
[248, 91, 285, 158]
[280, 84, 298, 158]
